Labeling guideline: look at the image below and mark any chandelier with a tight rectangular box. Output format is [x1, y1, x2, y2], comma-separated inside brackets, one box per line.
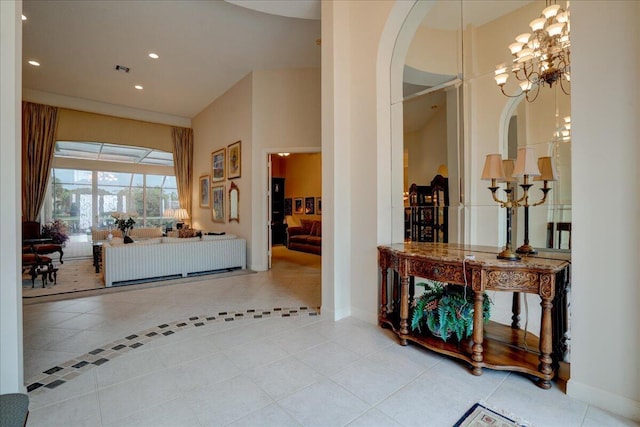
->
[495, 1, 570, 102]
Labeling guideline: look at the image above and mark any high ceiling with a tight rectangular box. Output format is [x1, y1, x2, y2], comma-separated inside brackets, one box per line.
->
[21, 0, 321, 121]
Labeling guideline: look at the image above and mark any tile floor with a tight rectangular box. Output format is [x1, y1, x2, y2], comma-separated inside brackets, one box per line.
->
[21, 249, 637, 427]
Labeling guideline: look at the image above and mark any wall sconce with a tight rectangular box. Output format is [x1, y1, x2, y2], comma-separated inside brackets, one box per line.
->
[173, 208, 189, 229]
[482, 148, 556, 260]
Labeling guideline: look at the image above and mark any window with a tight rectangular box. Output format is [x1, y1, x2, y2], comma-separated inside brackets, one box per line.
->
[49, 168, 178, 234]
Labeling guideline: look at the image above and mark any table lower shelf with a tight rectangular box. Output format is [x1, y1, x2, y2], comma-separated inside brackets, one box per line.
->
[380, 316, 556, 388]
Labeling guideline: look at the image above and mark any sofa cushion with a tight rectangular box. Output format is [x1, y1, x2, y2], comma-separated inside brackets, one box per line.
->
[202, 234, 236, 241]
[289, 235, 310, 244]
[300, 219, 313, 235]
[136, 237, 163, 245]
[306, 236, 322, 246]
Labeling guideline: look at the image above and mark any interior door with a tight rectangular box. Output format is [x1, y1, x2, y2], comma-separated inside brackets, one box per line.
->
[267, 155, 273, 269]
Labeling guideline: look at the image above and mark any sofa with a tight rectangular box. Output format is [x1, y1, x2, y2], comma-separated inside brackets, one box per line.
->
[102, 234, 246, 286]
[286, 219, 321, 255]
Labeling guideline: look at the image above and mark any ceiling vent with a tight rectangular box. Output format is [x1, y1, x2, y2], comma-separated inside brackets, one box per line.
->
[114, 65, 130, 73]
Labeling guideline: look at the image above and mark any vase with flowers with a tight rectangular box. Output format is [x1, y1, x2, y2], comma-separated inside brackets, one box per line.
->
[111, 212, 137, 243]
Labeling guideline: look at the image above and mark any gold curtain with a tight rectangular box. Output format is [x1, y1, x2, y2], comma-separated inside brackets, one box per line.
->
[171, 127, 193, 222]
[22, 102, 59, 221]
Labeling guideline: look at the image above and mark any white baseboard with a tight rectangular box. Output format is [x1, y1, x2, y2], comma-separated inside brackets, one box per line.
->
[350, 307, 378, 325]
[567, 379, 640, 422]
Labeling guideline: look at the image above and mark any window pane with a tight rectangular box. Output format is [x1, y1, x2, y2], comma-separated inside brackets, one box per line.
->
[51, 170, 92, 234]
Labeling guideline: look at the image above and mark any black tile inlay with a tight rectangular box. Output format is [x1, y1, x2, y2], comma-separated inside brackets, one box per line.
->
[45, 379, 65, 389]
[219, 311, 228, 315]
[27, 306, 323, 395]
[27, 383, 44, 392]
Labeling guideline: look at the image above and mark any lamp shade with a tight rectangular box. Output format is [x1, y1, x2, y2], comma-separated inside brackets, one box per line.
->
[501, 159, 518, 182]
[534, 156, 558, 181]
[174, 208, 189, 220]
[481, 154, 506, 181]
[163, 208, 175, 218]
[513, 147, 540, 177]
[436, 164, 449, 177]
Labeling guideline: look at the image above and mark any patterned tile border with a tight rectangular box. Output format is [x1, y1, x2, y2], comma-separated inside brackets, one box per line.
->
[25, 306, 320, 395]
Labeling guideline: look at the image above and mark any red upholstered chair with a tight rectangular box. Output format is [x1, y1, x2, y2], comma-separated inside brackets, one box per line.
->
[22, 221, 64, 264]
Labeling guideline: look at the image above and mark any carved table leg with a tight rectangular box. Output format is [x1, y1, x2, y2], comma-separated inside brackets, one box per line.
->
[471, 290, 484, 375]
[399, 275, 410, 345]
[391, 271, 399, 315]
[538, 296, 554, 389]
[511, 292, 521, 329]
[379, 267, 388, 319]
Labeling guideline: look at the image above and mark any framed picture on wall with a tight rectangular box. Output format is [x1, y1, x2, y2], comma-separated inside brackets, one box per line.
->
[293, 198, 303, 214]
[305, 197, 315, 215]
[212, 184, 225, 223]
[211, 148, 225, 182]
[316, 197, 321, 215]
[227, 140, 241, 179]
[199, 175, 210, 208]
[284, 198, 292, 216]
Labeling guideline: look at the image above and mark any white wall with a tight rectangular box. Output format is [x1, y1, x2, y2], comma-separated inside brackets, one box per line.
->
[568, 0, 640, 420]
[0, 0, 24, 393]
[406, 107, 448, 186]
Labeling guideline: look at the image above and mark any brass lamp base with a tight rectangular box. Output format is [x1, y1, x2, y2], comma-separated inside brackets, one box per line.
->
[516, 244, 538, 255]
[497, 247, 521, 261]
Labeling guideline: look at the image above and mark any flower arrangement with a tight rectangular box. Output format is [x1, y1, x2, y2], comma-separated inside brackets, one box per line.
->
[411, 280, 491, 342]
[41, 219, 69, 245]
[111, 212, 137, 235]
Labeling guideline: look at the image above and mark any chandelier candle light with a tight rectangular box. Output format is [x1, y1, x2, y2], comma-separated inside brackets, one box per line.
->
[481, 148, 557, 260]
[494, 1, 570, 102]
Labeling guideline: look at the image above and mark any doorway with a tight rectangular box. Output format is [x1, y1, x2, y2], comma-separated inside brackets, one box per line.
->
[267, 152, 322, 270]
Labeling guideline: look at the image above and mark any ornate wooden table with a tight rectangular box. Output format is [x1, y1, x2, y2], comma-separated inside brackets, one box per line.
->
[378, 242, 570, 389]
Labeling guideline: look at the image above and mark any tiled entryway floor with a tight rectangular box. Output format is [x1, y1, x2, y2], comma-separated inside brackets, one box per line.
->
[22, 249, 637, 426]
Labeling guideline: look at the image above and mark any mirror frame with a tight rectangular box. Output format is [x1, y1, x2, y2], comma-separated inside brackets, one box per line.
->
[229, 181, 239, 223]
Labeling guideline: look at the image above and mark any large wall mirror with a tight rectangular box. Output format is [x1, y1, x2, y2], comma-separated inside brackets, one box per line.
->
[400, 0, 572, 253]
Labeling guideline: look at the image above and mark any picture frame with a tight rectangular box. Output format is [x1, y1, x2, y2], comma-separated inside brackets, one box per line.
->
[199, 175, 210, 208]
[293, 198, 303, 214]
[227, 140, 241, 179]
[284, 198, 292, 216]
[211, 148, 226, 182]
[211, 184, 225, 223]
[316, 197, 322, 215]
[305, 197, 315, 215]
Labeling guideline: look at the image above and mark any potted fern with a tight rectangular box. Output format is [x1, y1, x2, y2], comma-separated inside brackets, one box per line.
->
[410, 280, 491, 342]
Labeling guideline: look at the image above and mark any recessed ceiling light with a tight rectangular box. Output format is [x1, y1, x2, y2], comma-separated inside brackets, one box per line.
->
[22, 14, 27, 21]
[28, 60, 40, 67]
[134, 85, 143, 90]
[148, 53, 159, 59]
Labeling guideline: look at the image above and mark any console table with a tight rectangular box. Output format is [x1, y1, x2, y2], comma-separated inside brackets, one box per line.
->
[378, 242, 570, 389]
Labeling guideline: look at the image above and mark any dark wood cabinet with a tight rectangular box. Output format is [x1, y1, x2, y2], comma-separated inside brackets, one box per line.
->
[408, 175, 449, 243]
[271, 178, 287, 245]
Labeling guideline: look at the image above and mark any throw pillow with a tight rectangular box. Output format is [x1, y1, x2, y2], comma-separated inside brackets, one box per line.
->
[300, 219, 313, 235]
[311, 221, 322, 237]
[178, 228, 196, 238]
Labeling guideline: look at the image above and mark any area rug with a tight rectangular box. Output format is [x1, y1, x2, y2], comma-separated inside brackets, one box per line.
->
[454, 402, 530, 427]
